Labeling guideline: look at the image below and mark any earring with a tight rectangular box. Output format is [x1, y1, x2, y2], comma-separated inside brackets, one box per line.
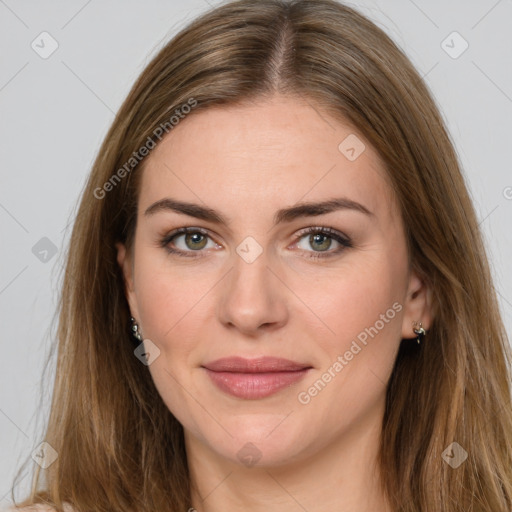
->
[130, 316, 143, 342]
[412, 321, 426, 345]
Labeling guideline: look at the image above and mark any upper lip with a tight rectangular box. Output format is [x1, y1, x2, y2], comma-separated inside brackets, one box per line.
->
[202, 356, 311, 373]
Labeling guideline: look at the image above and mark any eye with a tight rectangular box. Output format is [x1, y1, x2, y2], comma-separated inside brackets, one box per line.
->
[159, 226, 352, 259]
[292, 227, 352, 259]
[159, 227, 220, 258]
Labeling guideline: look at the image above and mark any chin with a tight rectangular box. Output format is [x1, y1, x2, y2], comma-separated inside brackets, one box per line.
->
[195, 412, 317, 468]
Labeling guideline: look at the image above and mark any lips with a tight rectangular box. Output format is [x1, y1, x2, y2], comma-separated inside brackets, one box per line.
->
[203, 356, 310, 373]
[202, 356, 312, 399]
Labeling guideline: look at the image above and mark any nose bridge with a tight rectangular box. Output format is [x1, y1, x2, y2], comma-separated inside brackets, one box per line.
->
[217, 237, 288, 333]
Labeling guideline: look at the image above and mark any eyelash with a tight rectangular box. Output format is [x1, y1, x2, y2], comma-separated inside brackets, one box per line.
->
[158, 226, 353, 260]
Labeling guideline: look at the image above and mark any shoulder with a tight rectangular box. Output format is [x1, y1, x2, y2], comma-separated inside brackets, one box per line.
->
[4, 504, 75, 512]
[3, 508, 53, 512]
[4, 507, 56, 512]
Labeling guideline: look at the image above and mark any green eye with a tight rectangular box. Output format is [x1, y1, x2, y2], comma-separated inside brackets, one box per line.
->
[160, 226, 352, 260]
[294, 227, 352, 259]
[160, 227, 215, 258]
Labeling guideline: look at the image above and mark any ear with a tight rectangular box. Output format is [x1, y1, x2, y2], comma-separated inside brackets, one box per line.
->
[400, 269, 434, 339]
[116, 242, 139, 320]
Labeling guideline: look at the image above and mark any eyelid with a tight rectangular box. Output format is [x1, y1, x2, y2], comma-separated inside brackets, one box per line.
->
[159, 227, 219, 258]
[294, 226, 351, 244]
[290, 226, 352, 259]
[159, 225, 352, 258]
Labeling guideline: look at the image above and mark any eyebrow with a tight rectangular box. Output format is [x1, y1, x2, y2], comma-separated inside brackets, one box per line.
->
[144, 197, 374, 225]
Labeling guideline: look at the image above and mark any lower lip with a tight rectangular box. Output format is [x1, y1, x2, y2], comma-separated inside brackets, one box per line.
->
[204, 368, 310, 399]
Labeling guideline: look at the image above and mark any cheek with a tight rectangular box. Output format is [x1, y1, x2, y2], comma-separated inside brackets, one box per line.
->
[135, 241, 405, 353]
[292, 259, 404, 432]
[308, 258, 397, 323]
[301, 254, 405, 372]
[133, 259, 208, 428]
[133, 253, 206, 355]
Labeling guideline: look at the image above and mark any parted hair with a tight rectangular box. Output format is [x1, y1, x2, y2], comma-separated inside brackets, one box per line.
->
[11, 1, 512, 511]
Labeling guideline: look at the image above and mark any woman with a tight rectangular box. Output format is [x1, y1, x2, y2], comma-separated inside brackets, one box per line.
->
[9, 0, 512, 511]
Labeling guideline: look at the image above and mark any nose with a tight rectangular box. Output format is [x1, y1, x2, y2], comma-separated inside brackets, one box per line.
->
[217, 248, 289, 336]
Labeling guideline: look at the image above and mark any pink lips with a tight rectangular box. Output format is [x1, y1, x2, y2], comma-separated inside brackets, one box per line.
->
[202, 356, 312, 399]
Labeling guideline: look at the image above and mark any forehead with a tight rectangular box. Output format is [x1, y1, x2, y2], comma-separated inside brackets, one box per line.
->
[138, 95, 396, 223]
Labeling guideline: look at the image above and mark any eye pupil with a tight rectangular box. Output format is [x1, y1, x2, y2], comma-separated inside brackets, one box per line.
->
[310, 233, 331, 251]
[186, 232, 207, 250]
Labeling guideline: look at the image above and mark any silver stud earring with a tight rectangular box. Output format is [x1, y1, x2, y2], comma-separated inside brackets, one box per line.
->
[412, 321, 426, 345]
[130, 316, 143, 342]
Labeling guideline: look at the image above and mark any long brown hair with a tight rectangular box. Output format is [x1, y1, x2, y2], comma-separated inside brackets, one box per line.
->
[11, 1, 512, 510]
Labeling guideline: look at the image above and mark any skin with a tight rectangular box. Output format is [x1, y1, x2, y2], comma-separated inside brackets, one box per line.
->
[116, 94, 433, 512]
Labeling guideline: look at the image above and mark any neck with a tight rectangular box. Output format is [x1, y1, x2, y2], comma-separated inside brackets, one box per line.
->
[185, 400, 391, 512]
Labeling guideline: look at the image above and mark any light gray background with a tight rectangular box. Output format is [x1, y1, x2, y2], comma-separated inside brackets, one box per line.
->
[1, 0, 511, 507]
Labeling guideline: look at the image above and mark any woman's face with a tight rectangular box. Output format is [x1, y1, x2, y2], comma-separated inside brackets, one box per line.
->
[117, 94, 432, 467]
